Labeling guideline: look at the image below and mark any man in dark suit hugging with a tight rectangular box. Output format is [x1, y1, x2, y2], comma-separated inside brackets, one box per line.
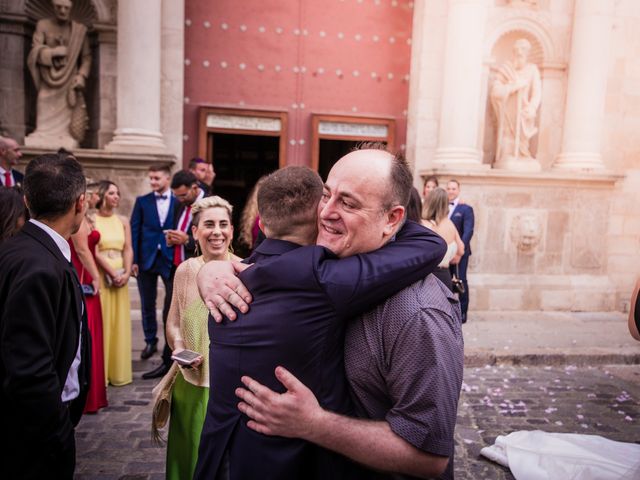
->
[447, 178, 474, 323]
[0, 152, 90, 479]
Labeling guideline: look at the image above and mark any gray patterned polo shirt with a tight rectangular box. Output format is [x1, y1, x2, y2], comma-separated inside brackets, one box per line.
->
[345, 274, 464, 480]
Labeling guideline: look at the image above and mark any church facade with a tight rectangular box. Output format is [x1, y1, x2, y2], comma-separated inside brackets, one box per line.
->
[1, 0, 638, 312]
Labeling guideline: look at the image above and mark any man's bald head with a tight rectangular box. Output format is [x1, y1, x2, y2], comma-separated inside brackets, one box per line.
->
[316, 144, 412, 258]
[0, 136, 22, 169]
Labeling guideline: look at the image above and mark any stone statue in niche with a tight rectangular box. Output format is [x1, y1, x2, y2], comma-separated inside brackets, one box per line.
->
[510, 213, 542, 254]
[490, 38, 541, 171]
[25, 0, 91, 150]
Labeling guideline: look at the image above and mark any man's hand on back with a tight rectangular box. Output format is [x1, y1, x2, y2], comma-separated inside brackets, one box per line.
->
[196, 260, 253, 322]
[236, 366, 324, 440]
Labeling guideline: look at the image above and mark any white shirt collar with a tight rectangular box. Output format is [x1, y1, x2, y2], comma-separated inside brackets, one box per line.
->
[29, 219, 71, 262]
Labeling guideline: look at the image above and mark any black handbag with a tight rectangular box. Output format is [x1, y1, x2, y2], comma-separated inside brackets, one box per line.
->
[452, 265, 465, 295]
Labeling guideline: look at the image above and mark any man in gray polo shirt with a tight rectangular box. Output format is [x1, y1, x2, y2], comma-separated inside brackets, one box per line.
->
[205, 147, 464, 479]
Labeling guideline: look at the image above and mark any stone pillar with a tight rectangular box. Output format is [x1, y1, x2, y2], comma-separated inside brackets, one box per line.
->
[0, 4, 30, 141]
[433, 0, 489, 169]
[553, 0, 614, 171]
[160, 0, 185, 160]
[106, 0, 166, 152]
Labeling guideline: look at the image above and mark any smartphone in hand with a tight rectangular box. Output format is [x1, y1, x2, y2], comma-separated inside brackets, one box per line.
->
[171, 349, 202, 367]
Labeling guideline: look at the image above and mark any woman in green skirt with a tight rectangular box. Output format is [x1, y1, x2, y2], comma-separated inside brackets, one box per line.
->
[165, 196, 241, 480]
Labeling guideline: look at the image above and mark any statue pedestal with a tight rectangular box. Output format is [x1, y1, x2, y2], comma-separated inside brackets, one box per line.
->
[24, 132, 78, 151]
[494, 156, 542, 172]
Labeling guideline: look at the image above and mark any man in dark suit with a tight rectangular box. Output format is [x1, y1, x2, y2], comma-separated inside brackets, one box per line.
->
[0, 136, 24, 187]
[0, 152, 90, 479]
[142, 170, 206, 379]
[447, 178, 474, 323]
[130, 164, 176, 360]
[194, 154, 447, 479]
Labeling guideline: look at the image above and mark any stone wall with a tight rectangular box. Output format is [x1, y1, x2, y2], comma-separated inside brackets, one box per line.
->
[407, 0, 640, 312]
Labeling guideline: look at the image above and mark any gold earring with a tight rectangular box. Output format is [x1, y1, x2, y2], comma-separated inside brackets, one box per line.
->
[194, 243, 201, 257]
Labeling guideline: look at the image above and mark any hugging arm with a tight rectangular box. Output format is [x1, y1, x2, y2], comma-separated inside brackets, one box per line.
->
[236, 367, 448, 479]
[197, 221, 446, 322]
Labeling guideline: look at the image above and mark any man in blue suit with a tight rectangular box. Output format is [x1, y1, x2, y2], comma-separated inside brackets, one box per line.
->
[130, 164, 176, 360]
[0, 136, 24, 188]
[194, 151, 448, 479]
[447, 179, 474, 323]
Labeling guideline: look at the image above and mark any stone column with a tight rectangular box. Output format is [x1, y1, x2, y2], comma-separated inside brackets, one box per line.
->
[106, 0, 166, 152]
[553, 0, 614, 171]
[433, 0, 489, 169]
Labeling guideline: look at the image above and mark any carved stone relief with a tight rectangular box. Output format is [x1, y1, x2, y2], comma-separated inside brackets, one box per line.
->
[505, 209, 546, 255]
[24, 0, 96, 149]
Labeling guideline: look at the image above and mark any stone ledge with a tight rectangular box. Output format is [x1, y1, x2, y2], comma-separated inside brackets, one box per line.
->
[19, 147, 176, 171]
[465, 348, 640, 367]
[419, 167, 624, 189]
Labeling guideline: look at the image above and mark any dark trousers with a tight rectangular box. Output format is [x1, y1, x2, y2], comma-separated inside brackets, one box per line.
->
[137, 255, 172, 346]
[450, 253, 470, 322]
[3, 430, 75, 479]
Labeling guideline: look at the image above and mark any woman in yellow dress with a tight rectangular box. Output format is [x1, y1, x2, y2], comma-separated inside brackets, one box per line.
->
[94, 181, 133, 386]
[165, 196, 241, 480]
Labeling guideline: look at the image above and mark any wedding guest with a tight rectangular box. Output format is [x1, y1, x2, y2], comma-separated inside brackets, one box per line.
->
[447, 179, 474, 322]
[237, 176, 267, 255]
[422, 175, 439, 201]
[421, 187, 464, 291]
[164, 196, 241, 479]
[95, 181, 133, 386]
[0, 186, 27, 243]
[69, 207, 108, 412]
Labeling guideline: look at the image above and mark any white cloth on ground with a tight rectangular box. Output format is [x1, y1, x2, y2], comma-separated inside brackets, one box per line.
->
[480, 430, 640, 480]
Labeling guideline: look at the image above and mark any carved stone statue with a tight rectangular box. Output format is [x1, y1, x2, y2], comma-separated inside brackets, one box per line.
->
[490, 38, 542, 171]
[25, 0, 91, 149]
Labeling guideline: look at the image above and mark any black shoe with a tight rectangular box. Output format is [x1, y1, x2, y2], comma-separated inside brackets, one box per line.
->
[142, 363, 170, 380]
[140, 342, 157, 360]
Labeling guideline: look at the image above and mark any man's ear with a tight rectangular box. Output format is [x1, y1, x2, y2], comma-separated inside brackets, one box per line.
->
[75, 193, 86, 214]
[258, 217, 265, 233]
[383, 205, 405, 236]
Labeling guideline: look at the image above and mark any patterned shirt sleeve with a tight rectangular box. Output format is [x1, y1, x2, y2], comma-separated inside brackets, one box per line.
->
[383, 306, 464, 457]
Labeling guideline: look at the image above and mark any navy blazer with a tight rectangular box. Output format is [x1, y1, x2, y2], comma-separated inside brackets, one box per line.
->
[0, 221, 89, 478]
[0, 168, 23, 187]
[450, 203, 474, 255]
[195, 221, 447, 480]
[130, 192, 175, 275]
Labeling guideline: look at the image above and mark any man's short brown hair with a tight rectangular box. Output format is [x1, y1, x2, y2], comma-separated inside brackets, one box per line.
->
[148, 163, 172, 175]
[258, 166, 323, 238]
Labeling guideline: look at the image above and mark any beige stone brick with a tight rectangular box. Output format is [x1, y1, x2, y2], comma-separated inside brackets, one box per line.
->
[488, 289, 524, 310]
[540, 290, 573, 311]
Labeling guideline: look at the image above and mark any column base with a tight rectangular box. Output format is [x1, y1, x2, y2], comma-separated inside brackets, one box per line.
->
[553, 152, 605, 171]
[433, 147, 489, 170]
[106, 128, 167, 154]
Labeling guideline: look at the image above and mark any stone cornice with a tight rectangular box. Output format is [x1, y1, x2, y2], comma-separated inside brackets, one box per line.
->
[18, 147, 176, 171]
[419, 168, 623, 189]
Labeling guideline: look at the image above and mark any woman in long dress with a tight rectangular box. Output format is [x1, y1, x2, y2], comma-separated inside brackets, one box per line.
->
[69, 208, 108, 411]
[421, 187, 465, 291]
[165, 196, 241, 480]
[94, 181, 133, 386]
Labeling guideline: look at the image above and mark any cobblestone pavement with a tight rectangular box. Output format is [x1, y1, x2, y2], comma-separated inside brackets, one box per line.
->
[76, 362, 640, 479]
